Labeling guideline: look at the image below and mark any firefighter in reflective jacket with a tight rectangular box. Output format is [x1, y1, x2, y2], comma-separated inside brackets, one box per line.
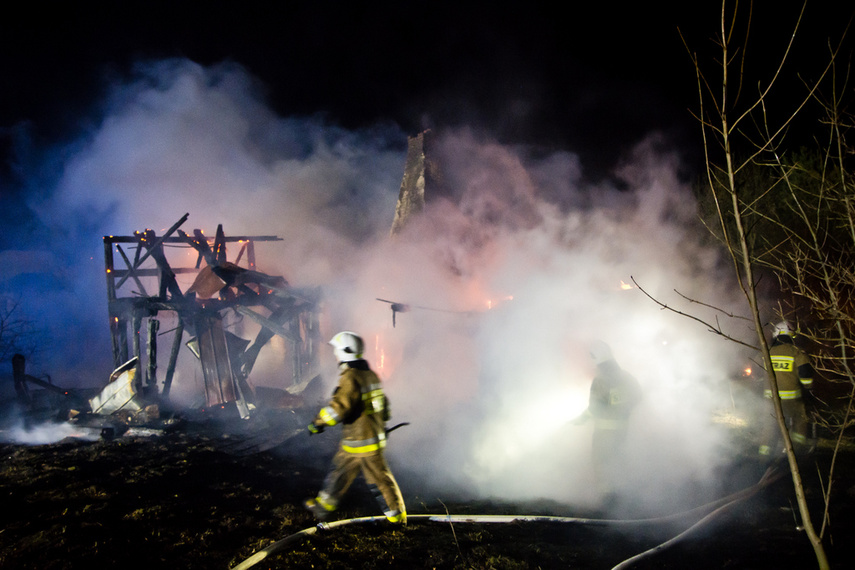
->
[303, 331, 407, 524]
[759, 321, 815, 456]
[572, 340, 642, 500]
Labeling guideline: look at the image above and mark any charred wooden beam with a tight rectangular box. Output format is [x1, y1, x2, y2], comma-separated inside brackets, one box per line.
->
[146, 318, 159, 394]
[238, 302, 295, 380]
[187, 229, 216, 267]
[108, 267, 199, 278]
[106, 235, 282, 244]
[113, 213, 189, 290]
[234, 305, 302, 343]
[247, 240, 256, 270]
[118, 318, 129, 364]
[142, 228, 185, 301]
[104, 238, 116, 302]
[12, 354, 80, 402]
[234, 241, 248, 265]
[115, 244, 149, 297]
[132, 310, 143, 390]
[390, 130, 450, 237]
[214, 224, 227, 265]
[161, 318, 184, 399]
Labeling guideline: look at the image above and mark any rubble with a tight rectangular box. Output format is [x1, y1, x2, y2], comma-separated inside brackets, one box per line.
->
[102, 213, 323, 421]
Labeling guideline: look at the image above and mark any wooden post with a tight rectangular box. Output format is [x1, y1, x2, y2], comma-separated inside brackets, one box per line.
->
[104, 238, 120, 367]
[247, 239, 256, 270]
[12, 354, 31, 406]
[214, 224, 227, 265]
[146, 317, 159, 394]
[161, 318, 184, 399]
[132, 310, 142, 390]
[117, 318, 129, 364]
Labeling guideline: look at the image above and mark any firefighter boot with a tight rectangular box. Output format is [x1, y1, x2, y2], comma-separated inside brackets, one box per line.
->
[303, 497, 334, 522]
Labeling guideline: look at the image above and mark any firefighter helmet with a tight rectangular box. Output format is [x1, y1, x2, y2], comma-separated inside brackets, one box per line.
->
[589, 340, 613, 365]
[329, 331, 364, 362]
[772, 321, 793, 338]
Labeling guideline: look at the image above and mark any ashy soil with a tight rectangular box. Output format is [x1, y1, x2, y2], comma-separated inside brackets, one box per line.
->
[1, 414, 854, 570]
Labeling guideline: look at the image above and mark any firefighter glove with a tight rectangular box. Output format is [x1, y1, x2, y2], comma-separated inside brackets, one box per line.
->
[308, 423, 324, 435]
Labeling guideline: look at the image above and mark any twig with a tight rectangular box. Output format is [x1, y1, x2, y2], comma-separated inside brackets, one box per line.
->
[438, 499, 463, 561]
[631, 277, 758, 350]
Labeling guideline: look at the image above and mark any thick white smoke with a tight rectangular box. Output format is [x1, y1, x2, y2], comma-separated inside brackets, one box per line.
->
[11, 59, 760, 511]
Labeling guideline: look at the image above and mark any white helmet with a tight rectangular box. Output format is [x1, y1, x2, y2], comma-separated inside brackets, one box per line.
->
[589, 340, 613, 365]
[329, 331, 364, 363]
[773, 321, 792, 338]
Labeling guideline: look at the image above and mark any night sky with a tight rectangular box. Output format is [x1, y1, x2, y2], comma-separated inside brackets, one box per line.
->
[2, 2, 851, 186]
[0, 1, 852, 382]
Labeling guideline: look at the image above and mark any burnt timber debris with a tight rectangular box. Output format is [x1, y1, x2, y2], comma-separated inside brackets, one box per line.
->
[389, 129, 447, 237]
[12, 353, 86, 420]
[103, 213, 322, 422]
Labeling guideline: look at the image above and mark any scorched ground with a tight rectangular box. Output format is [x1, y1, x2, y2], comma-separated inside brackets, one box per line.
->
[1, 418, 855, 569]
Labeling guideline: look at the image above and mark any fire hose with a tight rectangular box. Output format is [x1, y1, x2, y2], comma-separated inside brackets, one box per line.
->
[231, 463, 784, 570]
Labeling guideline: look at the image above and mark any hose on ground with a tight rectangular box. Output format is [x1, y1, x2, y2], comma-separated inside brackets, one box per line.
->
[231, 464, 784, 570]
[610, 463, 784, 569]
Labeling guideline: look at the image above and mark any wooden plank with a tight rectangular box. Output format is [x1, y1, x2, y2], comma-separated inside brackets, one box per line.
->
[194, 314, 249, 418]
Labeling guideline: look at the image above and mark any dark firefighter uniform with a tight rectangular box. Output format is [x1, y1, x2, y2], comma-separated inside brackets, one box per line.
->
[305, 360, 406, 523]
[760, 334, 815, 454]
[575, 351, 642, 498]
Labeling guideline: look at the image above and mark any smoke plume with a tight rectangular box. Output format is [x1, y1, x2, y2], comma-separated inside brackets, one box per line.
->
[3, 59, 762, 512]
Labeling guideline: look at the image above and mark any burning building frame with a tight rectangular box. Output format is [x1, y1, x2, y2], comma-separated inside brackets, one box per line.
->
[103, 213, 322, 420]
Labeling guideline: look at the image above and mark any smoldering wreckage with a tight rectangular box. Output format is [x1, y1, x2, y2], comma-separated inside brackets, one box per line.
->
[3, 131, 855, 570]
[12, 213, 322, 441]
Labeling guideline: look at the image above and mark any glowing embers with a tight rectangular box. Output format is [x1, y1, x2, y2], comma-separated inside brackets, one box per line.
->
[102, 215, 322, 420]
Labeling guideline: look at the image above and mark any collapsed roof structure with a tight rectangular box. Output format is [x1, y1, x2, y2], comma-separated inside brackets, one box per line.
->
[103, 213, 322, 419]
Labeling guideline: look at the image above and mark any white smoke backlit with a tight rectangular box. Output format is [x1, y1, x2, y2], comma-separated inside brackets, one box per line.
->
[13, 58, 760, 512]
[2, 421, 100, 445]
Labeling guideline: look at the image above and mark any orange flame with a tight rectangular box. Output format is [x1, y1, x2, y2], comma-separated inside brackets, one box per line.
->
[485, 295, 514, 310]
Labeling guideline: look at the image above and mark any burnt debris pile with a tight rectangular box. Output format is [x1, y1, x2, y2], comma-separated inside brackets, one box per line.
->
[5, 213, 324, 449]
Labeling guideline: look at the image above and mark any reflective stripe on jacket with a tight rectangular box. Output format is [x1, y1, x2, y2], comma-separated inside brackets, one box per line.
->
[765, 340, 813, 400]
[314, 361, 389, 456]
[763, 388, 802, 400]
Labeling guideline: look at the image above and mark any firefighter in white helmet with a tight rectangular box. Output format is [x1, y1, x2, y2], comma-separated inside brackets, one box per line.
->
[303, 331, 407, 524]
[758, 321, 816, 456]
[572, 340, 642, 503]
